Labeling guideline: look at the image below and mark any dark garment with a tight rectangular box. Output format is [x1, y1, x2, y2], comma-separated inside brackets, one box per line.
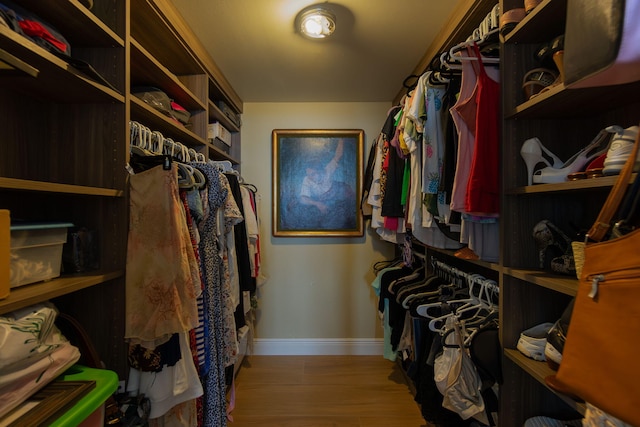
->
[381, 141, 407, 218]
[379, 266, 413, 351]
[128, 333, 181, 373]
[225, 173, 256, 294]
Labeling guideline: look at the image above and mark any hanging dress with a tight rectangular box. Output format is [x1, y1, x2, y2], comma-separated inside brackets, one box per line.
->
[194, 163, 228, 427]
[465, 42, 500, 215]
[125, 163, 199, 349]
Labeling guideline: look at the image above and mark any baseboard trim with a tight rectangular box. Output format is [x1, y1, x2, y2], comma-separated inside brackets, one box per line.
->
[251, 338, 384, 356]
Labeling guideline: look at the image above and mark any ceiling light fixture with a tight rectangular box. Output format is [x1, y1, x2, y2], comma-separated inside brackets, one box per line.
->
[298, 7, 336, 39]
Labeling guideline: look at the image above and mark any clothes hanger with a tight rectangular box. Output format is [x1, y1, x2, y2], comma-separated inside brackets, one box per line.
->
[241, 182, 258, 193]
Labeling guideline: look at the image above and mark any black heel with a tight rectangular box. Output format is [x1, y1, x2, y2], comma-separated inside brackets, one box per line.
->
[532, 220, 576, 275]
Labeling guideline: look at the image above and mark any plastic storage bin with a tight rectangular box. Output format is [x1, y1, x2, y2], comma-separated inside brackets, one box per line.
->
[50, 365, 119, 427]
[10, 222, 73, 288]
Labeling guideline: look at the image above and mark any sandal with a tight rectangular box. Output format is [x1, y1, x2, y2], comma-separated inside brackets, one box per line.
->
[532, 128, 612, 184]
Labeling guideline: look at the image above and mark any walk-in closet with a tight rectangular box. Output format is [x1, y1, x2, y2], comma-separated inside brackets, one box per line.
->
[1, 0, 639, 426]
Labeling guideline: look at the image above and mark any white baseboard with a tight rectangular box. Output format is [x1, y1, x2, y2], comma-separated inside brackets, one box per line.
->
[251, 338, 384, 356]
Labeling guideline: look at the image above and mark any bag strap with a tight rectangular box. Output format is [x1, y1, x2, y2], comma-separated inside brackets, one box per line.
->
[56, 312, 122, 425]
[587, 123, 640, 242]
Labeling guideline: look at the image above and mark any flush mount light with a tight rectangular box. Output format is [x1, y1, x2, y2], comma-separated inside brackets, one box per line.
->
[298, 7, 336, 39]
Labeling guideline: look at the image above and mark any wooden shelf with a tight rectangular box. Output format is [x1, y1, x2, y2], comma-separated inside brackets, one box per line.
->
[130, 38, 206, 112]
[0, 270, 124, 314]
[425, 246, 501, 273]
[130, 96, 207, 148]
[504, 349, 586, 415]
[505, 174, 635, 195]
[208, 100, 240, 133]
[206, 141, 240, 165]
[0, 178, 124, 197]
[0, 27, 124, 103]
[503, 268, 579, 296]
[130, 0, 203, 76]
[503, 0, 567, 44]
[506, 81, 640, 120]
[13, 0, 124, 47]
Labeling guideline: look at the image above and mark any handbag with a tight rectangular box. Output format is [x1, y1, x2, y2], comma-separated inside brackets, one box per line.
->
[563, 0, 640, 88]
[554, 122, 640, 426]
[434, 316, 487, 424]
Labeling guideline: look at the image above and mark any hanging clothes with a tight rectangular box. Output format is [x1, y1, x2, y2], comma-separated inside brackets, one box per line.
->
[194, 162, 230, 427]
[124, 160, 200, 349]
[465, 43, 500, 215]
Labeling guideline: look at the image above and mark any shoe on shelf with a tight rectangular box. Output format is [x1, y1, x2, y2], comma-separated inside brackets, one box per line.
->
[532, 220, 573, 271]
[532, 128, 612, 184]
[521, 137, 564, 186]
[602, 125, 640, 176]
[516, 322, 554, 361]
[545, 298, 575, 370]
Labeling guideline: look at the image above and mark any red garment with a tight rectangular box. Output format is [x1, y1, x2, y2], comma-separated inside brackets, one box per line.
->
[465, 43, 500, 215]
[18, 19, 68, 53]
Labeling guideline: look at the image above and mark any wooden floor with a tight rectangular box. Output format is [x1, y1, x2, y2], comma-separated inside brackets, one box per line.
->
[228, 355, 430, 427]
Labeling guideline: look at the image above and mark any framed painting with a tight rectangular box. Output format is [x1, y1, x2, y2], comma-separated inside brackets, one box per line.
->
[272, 129, 364, 237]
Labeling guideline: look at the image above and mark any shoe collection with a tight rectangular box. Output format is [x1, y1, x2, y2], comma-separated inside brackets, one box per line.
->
[516, 298, 574, 370]
[520, 125, 640, 185]
[516, 322, 554, 361]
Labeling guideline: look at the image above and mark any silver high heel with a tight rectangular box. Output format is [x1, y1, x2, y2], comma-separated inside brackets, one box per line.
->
[520, 137, 563, 186]
[531, 129, 612, 184]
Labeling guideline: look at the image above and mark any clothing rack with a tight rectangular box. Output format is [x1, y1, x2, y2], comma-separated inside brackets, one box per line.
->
[129, 120, 206, 163]
[431, 257, 499, 305]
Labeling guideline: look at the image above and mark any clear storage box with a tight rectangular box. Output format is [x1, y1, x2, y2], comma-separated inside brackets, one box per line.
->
[10, 222, 73, 288]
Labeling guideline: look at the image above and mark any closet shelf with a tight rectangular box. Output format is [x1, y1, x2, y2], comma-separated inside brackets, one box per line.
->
[130, 38, 207, 112]
[423, 246, 501, 272]
[506, 81, 640, 120]
[505, 174, 634, 195]
[504, 349, 586, 416]
[0, 178, 124, 197]
[208, 100, 240, 133]
[0, 270, 124, 314]
[15, 0, 124, 47]
[503, 0, 566, 44]
[130, 96, 206, 147]
[503, 268, 578, 296]
[206, 141, 239, 164]
[130, 0, 202, 76]
[0, 28, 124, 103]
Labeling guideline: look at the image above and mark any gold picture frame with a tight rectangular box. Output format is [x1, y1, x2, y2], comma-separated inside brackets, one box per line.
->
[272, 129, 364, 237]
[2, 380, 96, 426]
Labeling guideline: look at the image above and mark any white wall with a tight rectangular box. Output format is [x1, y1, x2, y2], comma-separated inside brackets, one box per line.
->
[240, 102, 395, 354]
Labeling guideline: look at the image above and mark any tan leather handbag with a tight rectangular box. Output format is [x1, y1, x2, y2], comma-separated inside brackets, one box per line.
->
[555, 123, 640, 425]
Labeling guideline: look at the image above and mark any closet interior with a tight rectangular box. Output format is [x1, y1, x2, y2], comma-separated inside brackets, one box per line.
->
[1, 0, 639, 425]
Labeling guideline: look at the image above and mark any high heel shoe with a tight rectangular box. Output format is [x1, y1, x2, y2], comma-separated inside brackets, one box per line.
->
[520, 137, 563, 186]
[532, 128, 612, 184]
[532, 220, 576, 276]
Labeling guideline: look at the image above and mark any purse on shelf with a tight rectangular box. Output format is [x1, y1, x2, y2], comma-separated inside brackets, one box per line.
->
[563, 0, 640, 88]
[554, 122, 640, 426]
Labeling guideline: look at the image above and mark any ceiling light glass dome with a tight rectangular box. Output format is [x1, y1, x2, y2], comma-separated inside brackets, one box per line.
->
[298, 7, 336, 39]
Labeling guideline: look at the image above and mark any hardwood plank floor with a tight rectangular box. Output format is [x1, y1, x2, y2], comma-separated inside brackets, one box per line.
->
[228, 355, 430, 427]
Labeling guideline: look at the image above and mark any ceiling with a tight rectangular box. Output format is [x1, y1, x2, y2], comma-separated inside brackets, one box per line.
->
[169, 0, 463, 104]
